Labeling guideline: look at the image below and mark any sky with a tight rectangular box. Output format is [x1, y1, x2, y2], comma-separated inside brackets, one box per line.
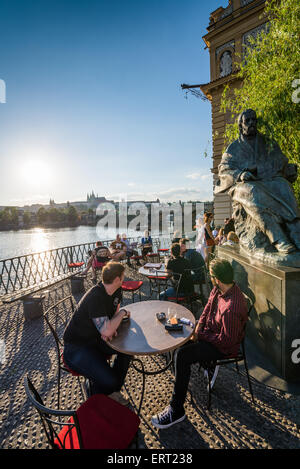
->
[0, 0, 228, 206]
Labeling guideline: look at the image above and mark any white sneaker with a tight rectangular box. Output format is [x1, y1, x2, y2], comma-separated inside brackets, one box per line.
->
[151, 405, 186, 429]
[108, 391, 130, 406]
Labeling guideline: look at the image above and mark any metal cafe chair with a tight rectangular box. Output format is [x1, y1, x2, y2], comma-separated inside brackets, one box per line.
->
[197, 291, 255, 410]
[24, 375, 140, 449]
[121, 280, 143, 302]
[167, 272, 203, 313]
[147, 269, 171, 298]
[190, 265, 211, 305]
[44, 296, 86, 408]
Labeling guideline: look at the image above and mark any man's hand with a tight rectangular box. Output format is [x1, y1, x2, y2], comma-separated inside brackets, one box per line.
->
[241, 171, 256, 182]
[190, 331, 198, 342]
[101, 330, 118, 342]
[120, 309, 131, 319]
[194, 320, 204, 336]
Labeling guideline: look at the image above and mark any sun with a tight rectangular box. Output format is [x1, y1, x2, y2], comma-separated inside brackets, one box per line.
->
[20, 159, 52, 186]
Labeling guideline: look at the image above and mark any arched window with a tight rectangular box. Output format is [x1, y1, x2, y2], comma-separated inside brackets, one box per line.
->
[219, 51, 232, 78]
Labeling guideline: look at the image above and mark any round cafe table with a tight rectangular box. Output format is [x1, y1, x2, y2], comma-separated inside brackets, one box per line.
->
[138, 264, 169, 278]
[109, 300, 195, 413]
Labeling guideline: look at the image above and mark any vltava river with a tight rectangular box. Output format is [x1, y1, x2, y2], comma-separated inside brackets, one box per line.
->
[0, 226, 143, 260]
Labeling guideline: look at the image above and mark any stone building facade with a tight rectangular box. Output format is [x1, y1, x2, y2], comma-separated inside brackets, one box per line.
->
[200, 0, 268, 226]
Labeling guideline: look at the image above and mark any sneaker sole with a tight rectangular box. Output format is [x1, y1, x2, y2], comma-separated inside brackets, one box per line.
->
[152, 414, 186, 429]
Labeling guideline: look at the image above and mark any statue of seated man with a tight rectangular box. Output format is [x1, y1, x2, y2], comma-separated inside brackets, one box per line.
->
[215, 109, 300, 255]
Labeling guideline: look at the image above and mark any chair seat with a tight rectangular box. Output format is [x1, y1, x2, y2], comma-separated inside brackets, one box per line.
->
[54, 394, 140, 449]
[217, 352, 243, 362]
[122, 281, 143, 291]
[168, 297, 187, 302]
[68, 262, 85, 268]
[130, 255, 142, 260]
[146, 253, 157, 257]
[168, 292, 198, 302]
[158, 249, 169, 252]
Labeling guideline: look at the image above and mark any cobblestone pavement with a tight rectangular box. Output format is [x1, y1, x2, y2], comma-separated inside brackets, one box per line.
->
[1, 265, 300, 449]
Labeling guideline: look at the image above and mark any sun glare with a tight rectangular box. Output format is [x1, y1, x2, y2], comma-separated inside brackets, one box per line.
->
[20, 159, 52, 186]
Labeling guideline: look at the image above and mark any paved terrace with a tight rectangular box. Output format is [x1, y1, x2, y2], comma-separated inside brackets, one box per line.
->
[1, 265, 300, 449]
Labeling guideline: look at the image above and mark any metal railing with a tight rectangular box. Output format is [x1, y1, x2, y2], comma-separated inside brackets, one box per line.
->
[0, 236, 166, 297]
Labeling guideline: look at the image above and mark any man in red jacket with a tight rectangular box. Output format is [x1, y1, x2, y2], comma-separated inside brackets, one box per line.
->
[152, 258, 248, 429]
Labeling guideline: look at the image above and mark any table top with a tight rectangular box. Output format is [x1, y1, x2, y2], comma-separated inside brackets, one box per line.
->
[138, 264, 170, 278]
[109, 300, 195, 356]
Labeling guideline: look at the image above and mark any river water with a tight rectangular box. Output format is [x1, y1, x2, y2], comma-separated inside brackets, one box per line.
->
[0, 226, 145, 260]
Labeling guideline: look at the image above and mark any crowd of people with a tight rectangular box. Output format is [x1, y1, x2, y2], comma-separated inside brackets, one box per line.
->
[64, 217, 247, 430]
[83, 231, 153, 282]
[195, 213, 239, 265]
[64, 255, 248, 429]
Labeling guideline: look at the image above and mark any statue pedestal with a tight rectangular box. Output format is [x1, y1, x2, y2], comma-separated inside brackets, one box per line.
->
[217, 245, 300, 382]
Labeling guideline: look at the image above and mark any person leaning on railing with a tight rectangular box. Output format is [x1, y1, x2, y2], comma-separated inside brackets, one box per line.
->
[151, 259, 248, 429]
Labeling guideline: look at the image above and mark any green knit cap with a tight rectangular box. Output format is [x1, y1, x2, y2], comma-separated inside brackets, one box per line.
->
[210, 259, 234, 284]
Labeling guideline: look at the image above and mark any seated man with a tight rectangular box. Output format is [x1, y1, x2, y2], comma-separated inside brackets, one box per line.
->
[152, 259, 248, 428]
[83, 241, 112, 282]
[179, 238, 206, 284]
[216, 109, 300, 254]
[121, 233, 139, 266]
[140, 230, 153, 259]
[159, 243, 194, 301]
[63, 261, 131, 405]
[110, 234, 127, 261]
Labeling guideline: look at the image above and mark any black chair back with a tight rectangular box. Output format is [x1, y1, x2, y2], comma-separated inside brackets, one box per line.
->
[44, 295, 77, 408]
[44, 295, 75, 354]
[24, 375, 82, 449]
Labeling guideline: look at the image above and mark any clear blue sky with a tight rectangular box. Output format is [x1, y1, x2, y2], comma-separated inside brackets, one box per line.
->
[0, 0, 227, 206]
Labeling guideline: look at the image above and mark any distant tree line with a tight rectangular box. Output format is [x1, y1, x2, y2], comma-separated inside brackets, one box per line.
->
[0, 207, 19, 229]
[0, 205, 83, 230]
[36, 205, 79, 226]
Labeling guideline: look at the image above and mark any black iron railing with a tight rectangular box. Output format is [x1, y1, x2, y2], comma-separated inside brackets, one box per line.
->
[0, 236, 164, 297]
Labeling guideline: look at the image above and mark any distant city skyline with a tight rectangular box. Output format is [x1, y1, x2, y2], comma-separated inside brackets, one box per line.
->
[1, 190, 212, 211]
[0, 0, 228, 206]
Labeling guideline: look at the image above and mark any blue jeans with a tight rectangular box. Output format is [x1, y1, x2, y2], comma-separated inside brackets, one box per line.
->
[159, 287, 185, 301]
[64, 342, 131, 395]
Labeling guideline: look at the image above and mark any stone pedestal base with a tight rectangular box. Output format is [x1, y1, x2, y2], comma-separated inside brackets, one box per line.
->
[70, 275, 85, 295]
[217, 245, 300, 382]
[23, 295, 45, 321]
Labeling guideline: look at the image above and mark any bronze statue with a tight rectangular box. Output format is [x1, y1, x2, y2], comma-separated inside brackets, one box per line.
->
[216, 109, 300, 263]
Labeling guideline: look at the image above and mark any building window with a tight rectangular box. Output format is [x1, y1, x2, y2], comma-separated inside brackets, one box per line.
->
[219, 51, 233, 77]
[216, 40, 235, 79]
[241, 0, 255, 6]
[242, 23, 270, 57]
